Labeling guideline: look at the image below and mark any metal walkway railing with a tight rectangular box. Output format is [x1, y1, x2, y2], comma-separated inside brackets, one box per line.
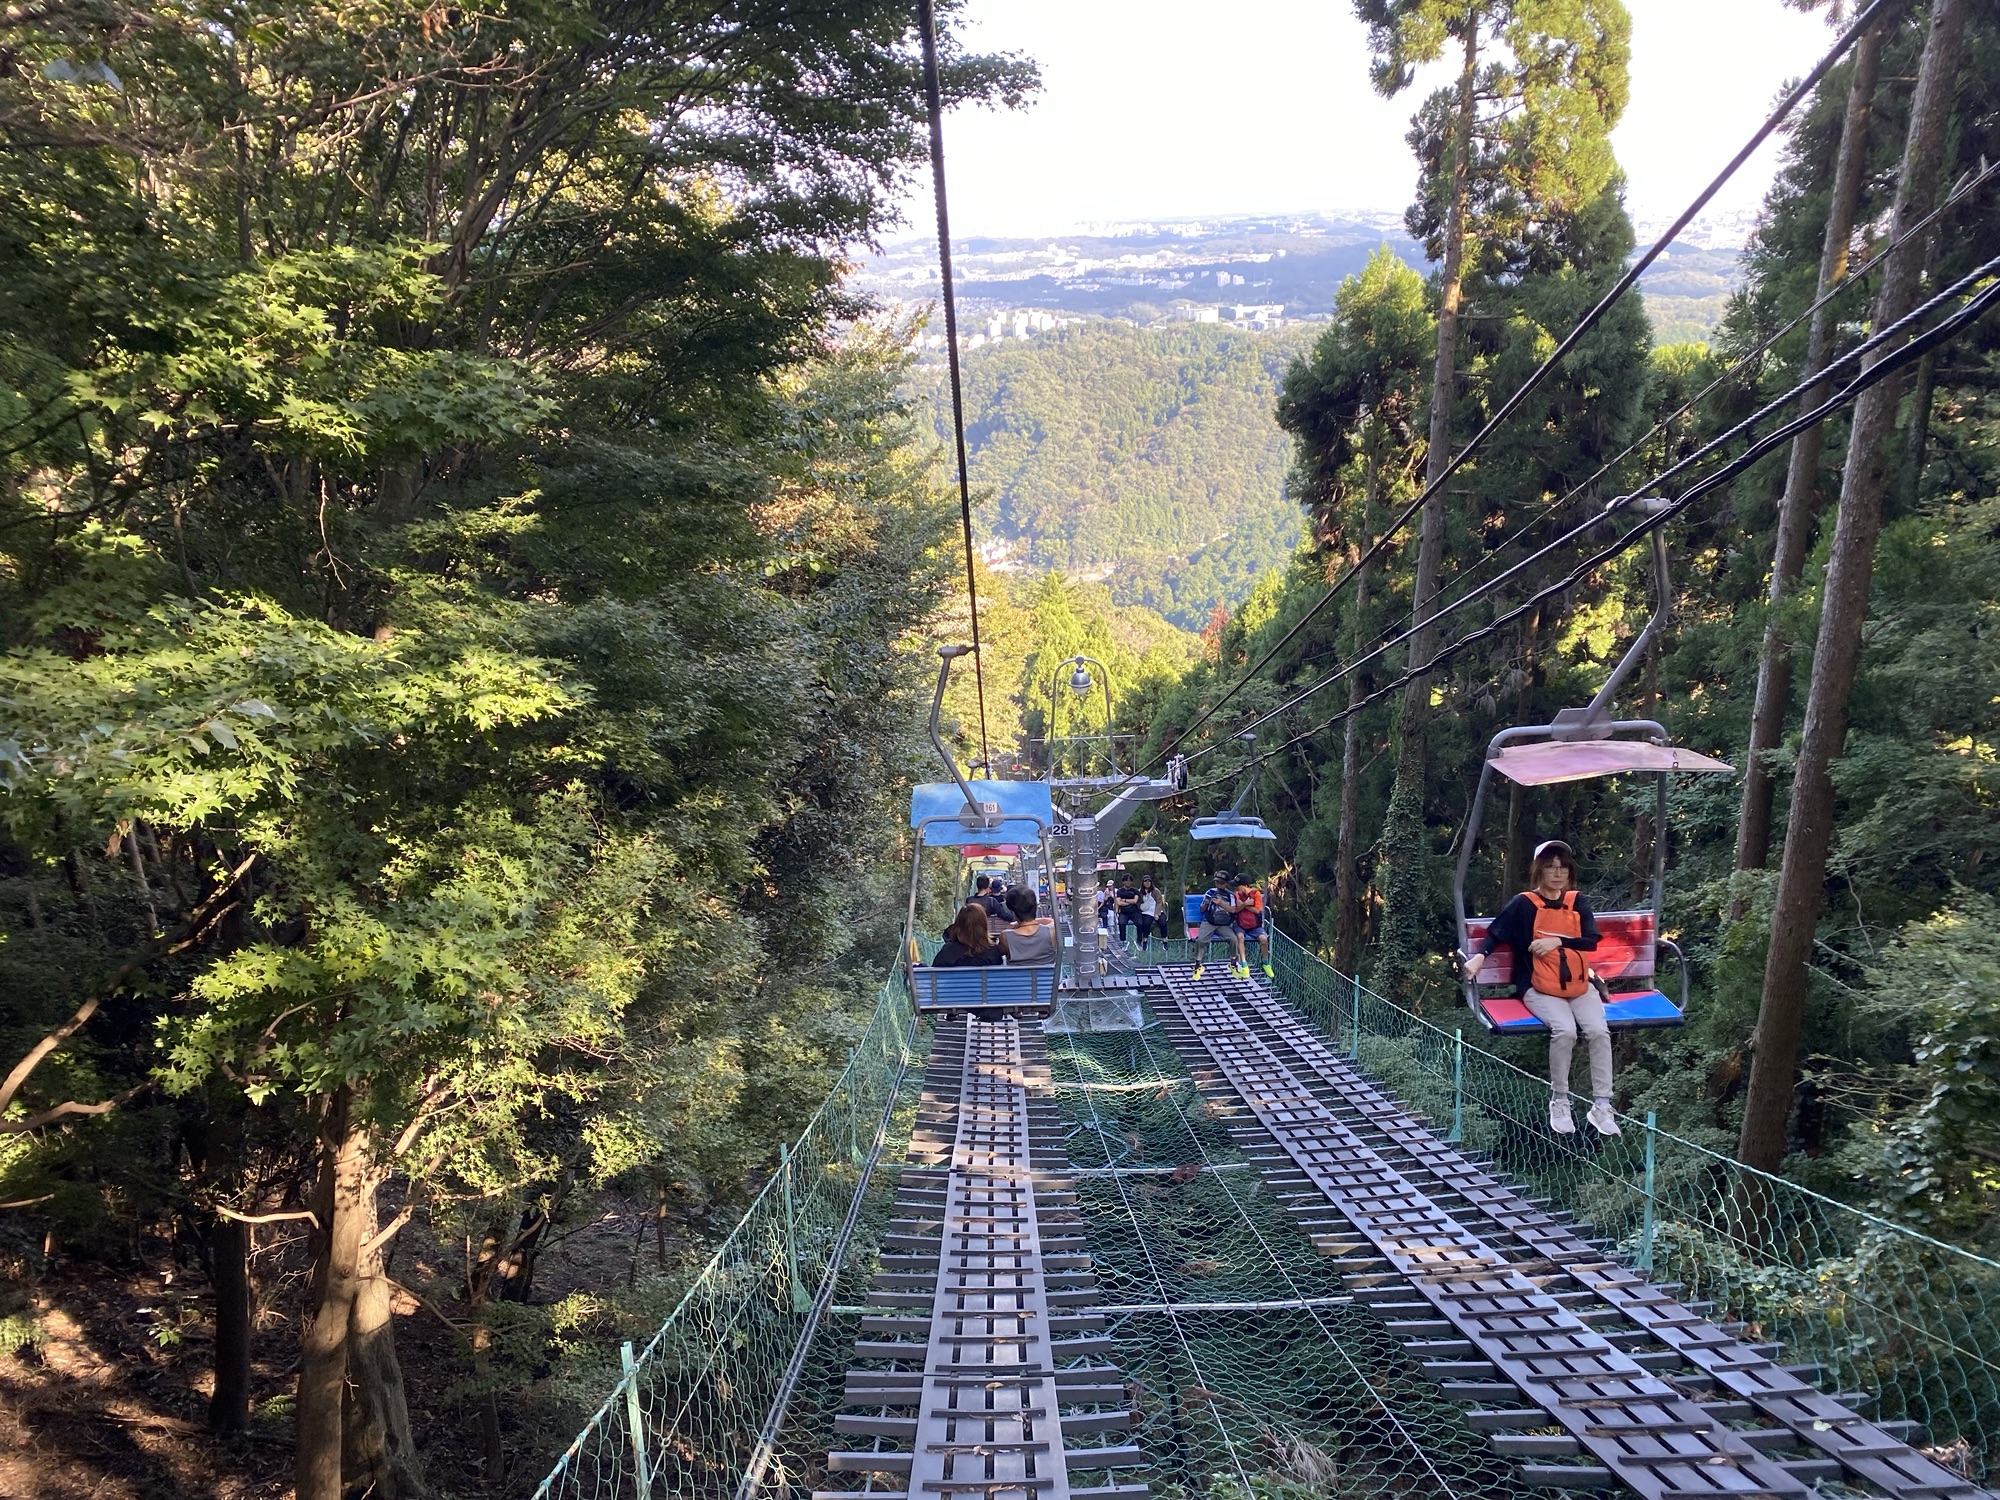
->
[814, 1015, 1144, 1500]
[1157, 963, 1991, 1499]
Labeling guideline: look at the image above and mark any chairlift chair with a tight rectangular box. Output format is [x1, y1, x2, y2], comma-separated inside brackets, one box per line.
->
[1178, 737, 1276, 962]
[1452, 508, 1734, 1036]
[904, 647, 1064, 1015]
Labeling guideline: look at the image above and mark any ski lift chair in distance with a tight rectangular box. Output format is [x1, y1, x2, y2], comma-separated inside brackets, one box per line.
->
[1181, 813, 1276, 959]
[905, 647, 1062, 1015]
[1178, 735, 1274, 965]
[1452, 509, 1734, 1036]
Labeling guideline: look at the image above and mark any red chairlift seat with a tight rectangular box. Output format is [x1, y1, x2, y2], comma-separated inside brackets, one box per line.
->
[1462, 909, 1685, 1034]
[1456, 729, 1731, 1038]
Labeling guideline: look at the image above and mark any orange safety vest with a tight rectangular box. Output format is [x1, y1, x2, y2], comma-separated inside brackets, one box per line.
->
[1523, 890, 1590, 1000]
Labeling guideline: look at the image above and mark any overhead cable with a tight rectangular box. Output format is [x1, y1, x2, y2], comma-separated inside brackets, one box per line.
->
[1177, 256, 2000, 795]
[917, 0, 992, 772]
[1418, 156, 2000, 645]
[1187, 245, 2000, 760]
[1136, 0, 1901, 775]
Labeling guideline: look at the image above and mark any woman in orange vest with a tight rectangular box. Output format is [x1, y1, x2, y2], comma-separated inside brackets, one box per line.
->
[1461, 840, 1616, 1137]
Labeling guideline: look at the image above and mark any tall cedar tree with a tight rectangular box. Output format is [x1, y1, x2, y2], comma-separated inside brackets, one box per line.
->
[1738, 0, 1971, 1177]
[1357, 0, 1633, 993]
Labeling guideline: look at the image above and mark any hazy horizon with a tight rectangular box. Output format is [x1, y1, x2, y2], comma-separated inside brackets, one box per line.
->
[906, 0, 1834, 242]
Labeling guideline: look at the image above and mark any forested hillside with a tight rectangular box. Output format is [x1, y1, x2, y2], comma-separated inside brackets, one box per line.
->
[922, 323, 1312, 629]
[0, 3, 1028, 1496]
[1141, 0, 2000, 1247]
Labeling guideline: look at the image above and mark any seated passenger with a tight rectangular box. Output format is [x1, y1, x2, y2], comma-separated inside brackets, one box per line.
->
[933, 902, 1005, 967]
[1462, 839, 1614, 1137]
[1190, 870, 1246, 981]
[1000, 888, 1057, 964]
[1233, 877, 1273, 979]
[974, 874, 1009, 922]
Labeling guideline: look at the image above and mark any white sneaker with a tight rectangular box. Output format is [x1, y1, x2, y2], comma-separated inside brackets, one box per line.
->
[1548, 1097, 1575, 1135]
[1587, 1100, 1621, 1136]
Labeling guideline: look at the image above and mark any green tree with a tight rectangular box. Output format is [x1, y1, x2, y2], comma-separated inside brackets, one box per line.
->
[0, 2, 1030, 1492]
[1357, 0, 1634, 992]
[1277, 248, 1434, 971]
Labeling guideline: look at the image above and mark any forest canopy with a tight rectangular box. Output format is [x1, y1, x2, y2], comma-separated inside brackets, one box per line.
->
[1141, 0, 2000, 1251]
[0, 0, 1031, 1494]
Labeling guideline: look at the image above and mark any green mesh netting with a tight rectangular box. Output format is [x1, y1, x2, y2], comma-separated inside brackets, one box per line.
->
[535, 929, 2000, 1498]
[1265, 928, 2000, 1485]
[532, 971, 923, 1500]
[1047, 1022, 1531, 1500]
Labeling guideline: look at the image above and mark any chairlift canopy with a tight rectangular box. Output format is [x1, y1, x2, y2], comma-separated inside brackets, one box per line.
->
[1115, 845, 1168, 864]
[1190, 815, 1277, 842]
[908, 781, 1054, 846]
[1490, 739, 1734, 788]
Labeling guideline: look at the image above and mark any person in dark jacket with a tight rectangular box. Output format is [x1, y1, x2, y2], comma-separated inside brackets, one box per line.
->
[1463, 840, 1617, 1137]
[934, 902, 1005, 967]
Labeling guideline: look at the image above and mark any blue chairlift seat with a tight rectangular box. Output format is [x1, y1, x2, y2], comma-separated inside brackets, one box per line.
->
[909, 964, 1059, 1013]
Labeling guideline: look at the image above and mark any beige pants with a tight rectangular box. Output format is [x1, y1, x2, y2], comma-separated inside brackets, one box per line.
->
[1522, 986, 1613, 1101]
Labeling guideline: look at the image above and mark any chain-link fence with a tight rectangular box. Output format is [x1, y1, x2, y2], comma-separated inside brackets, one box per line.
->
[531, 970, 921, 1500]
[1268, 927, 2000, 1484]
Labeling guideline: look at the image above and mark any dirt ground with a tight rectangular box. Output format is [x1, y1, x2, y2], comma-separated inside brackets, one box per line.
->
[0, 1195, 667, 1500]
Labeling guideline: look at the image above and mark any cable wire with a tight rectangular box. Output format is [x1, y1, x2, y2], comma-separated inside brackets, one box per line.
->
[1185, 247, 2000, 763]
[1415, 155, 2000, 653]
[917, 0, 992, 771]
[1177, 256, 2000, 794]
[1135, 0, 1901, 776]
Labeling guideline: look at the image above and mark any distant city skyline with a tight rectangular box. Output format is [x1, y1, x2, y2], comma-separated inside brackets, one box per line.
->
[907, 0, 1834, 240]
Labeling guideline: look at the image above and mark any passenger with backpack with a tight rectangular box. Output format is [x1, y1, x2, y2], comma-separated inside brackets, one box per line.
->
[1462, 840, 1615, 1137]
[1233, 877, 1273, 978]
[1190, 870, 1246, 980]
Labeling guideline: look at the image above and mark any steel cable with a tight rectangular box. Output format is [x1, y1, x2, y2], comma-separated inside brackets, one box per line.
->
[917, 0, 992, 771]
[1133, 0, 1902, 777]
[1176, 258, 2000, 794]
[1177, 249, 2000, 767]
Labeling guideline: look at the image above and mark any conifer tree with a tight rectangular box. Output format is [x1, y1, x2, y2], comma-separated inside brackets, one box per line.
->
[1356, 0, 1633, 990]
[1739, 0, 1972, 1178]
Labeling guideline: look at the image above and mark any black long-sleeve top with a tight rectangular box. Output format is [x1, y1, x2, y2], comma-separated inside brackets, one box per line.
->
[1476, 891, 1600, 999]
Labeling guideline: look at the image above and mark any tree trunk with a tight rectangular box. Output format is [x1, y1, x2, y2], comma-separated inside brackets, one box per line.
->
[1737, 0, 1967, 1177]
[345, 1193, 424, 1498]
[297, 1089, 425, 1500]
[1731, 20, 1884, 905]
[1629, 630, 1662, 902]
[208, 1216, 252, 1435]
[1334, 457, 1381, 977]
[1898, 343, 1938, 508]
[297, 1089, 364, 1500]
[1375, 19, 1477, 990]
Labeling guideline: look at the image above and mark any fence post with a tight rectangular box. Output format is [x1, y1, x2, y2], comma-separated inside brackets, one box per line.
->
[849, 1081, 862, 1164]
[622, 1340, 651, 1497]
[1447, 1028, 1464, 1143]
[780, 1143, 811, 1313]
[1637, 1111, 1657, 1274]
[1349, 971, 1361, 1060]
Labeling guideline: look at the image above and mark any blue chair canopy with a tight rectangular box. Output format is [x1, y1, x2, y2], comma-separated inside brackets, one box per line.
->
[910, 781, 1055, 847]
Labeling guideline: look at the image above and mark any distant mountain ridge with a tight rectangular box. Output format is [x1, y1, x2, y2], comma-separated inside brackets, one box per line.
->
[860, 209, 1748, 343]
[921, 321, 1312, 631]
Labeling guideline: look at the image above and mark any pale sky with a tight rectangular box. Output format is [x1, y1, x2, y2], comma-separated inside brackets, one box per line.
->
[914, 0, 1836, 237]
